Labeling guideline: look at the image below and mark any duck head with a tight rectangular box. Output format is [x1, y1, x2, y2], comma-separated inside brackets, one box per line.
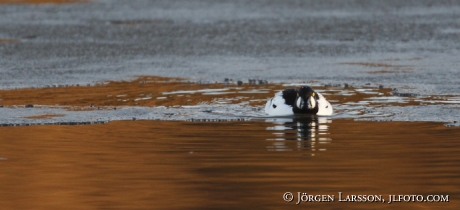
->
[295, 86, 319, 111]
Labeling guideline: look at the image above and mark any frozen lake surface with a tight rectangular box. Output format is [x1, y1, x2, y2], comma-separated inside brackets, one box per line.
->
[0, 0, 459, 124]
[0, 0, 459, 94]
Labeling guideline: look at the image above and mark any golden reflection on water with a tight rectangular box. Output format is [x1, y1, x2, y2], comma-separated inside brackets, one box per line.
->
[265, 116, 332, 153]
[1, 120, 460, 209]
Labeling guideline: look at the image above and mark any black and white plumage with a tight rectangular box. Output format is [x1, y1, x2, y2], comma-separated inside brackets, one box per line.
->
[264, 86, 333, 116]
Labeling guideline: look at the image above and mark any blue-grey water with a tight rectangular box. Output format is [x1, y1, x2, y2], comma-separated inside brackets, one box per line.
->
[0, 0, 459, 94]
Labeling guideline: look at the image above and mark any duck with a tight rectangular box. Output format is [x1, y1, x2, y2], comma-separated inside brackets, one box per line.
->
[264, 86, 333, 116]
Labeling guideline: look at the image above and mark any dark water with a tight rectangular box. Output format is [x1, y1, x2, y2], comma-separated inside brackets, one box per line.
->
[1, 118, 459, 209]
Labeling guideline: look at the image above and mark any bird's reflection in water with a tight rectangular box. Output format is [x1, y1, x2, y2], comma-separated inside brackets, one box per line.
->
[265, 115, 332, 153]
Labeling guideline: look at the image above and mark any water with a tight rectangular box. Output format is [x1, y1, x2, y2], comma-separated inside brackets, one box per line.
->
[1, 1, 460, 209]
[1, 119, 459, 209]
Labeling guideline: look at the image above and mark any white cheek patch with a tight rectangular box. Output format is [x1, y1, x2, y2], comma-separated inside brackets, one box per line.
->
[309, 96, 316, 109]
[296, 97, 303, 109]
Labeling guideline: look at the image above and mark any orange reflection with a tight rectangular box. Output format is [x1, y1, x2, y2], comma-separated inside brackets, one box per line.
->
[0, 120, 459, 209]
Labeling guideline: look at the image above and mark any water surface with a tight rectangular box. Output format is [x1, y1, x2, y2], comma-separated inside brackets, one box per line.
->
[1, 119, 459, 209]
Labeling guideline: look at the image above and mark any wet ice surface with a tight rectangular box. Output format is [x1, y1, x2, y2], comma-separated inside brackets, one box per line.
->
[0, 0, 460, 93]
[0, 104, 258, 126]
[0, 0, 459, 125]
[1, 84, 459, 126]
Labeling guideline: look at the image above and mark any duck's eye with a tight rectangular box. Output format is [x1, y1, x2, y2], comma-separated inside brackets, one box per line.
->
[272, 104, 277, 109]
[326, 105, 329, 108]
